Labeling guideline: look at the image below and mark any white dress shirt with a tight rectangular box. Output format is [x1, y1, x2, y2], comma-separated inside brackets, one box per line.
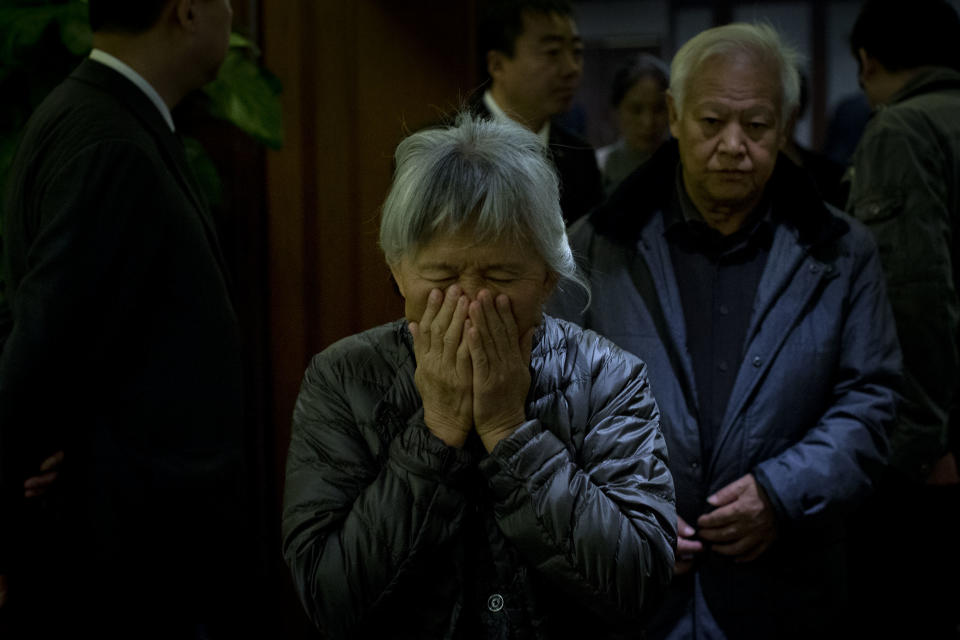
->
[89, 49, 176, 132]
[482, 90, 550, 145]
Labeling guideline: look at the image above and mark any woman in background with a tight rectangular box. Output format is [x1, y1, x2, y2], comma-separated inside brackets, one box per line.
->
[596, 54, 671, 195]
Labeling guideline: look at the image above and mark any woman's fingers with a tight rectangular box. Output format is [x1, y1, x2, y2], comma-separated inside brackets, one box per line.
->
[412, 286, 475, 443]
[494, 294, 520, 356]
[441, 295, 469, 368]
[417, 288, 443, 335]
[466, 317, 489, 380]
[476, 291, 503, 358]
[412, 286, 468, 359]
[429, 286, 462, 353]
[468, 290, 508, 361]
[457, 319, 473, 380]
[411, 288, 442, 357]
[467, 290, 533, 371]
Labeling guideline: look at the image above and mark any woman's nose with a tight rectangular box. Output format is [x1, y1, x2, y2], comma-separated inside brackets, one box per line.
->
[458, 279, 497, 301]
[456, 279, 479, 300]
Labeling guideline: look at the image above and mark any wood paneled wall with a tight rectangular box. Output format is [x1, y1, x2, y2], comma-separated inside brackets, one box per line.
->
[262, 0, 478, 485]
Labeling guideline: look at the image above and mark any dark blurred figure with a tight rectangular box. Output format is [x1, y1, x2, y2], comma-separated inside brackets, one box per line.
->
[474, 0, 603, 225]
[781, 72, 847, 208]
[845, 1, 960, 637]
[0, 1, 253, 638]
[596, 53, 671, 196]
[554, 102, 588, 137]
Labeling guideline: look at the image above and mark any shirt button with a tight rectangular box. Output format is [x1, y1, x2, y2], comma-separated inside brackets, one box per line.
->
[719, 304, 729, 316]
[752, 356, 762, 367]
[718, 361, 728, 372]
[487, 594, 504, 612]
[809, 263, 820, 273]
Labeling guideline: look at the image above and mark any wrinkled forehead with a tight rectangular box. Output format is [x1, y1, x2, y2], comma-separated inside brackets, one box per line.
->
[695, 48, 778, 83]
[685, 50, 783, 108]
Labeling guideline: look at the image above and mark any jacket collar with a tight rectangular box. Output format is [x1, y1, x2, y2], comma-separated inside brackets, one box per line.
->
[67, 58, 205, 213]
[69, 58, 177, 146]
[590, 139, 848, 250]
[886, 66, 960, 106]
[468, 87, 572, 148]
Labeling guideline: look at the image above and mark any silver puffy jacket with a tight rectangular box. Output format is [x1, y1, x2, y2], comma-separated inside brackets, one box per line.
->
[282, 315, 677, 639]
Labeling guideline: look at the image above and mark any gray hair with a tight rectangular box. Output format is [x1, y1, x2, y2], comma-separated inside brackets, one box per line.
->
[669, 22, 803, 126]
[380, 112, 588, 298]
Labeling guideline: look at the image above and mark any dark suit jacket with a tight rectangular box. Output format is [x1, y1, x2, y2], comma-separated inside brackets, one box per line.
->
[0, 59, 247, 626]
[471, 97, 604, 226]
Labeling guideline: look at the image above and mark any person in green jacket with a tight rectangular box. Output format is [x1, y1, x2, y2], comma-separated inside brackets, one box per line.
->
[845, 1, 960, 636]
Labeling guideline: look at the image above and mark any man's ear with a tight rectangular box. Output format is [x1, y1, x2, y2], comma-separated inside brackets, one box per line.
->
[666, 91, 681, 139]
[857, 47, 877, 79]
[174, 0, 197, 31]
[487, 50, 505, 81]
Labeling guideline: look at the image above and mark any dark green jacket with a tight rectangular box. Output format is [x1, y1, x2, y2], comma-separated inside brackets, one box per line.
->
[847, 66, 960, 480]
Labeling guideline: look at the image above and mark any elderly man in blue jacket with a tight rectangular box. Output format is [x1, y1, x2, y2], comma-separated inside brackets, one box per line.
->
[548, 22, 900, 640]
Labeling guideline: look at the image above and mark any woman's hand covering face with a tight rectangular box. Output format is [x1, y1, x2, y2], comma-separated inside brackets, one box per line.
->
[466, 290, 533, 452]
[409, 285, 474, 448]
[393, 228, 557, 449]
[410, 285, 534, 451]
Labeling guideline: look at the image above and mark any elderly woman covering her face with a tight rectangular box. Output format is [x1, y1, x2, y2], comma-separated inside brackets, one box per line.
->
[282, 114, 677, 639]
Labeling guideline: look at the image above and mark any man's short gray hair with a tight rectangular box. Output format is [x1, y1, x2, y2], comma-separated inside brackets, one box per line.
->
[380, 113, 588, 298]
[669, 22, 803, 125]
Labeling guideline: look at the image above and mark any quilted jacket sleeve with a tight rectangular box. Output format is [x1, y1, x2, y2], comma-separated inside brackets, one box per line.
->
[479, 331, 677, 624]
[281, 348, 473, 636]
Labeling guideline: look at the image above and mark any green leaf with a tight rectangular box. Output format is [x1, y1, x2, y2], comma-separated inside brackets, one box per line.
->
[57, 4, 91, 56]
[203, 47, 284, 149]
[0, 4, 85, 65]
[0, 7, 59, 65]
[228, 31, 260, 55]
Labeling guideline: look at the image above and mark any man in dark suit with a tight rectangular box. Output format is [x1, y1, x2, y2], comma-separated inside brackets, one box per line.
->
[0, 1, 248, 637]
[476, 0, 603, 226]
